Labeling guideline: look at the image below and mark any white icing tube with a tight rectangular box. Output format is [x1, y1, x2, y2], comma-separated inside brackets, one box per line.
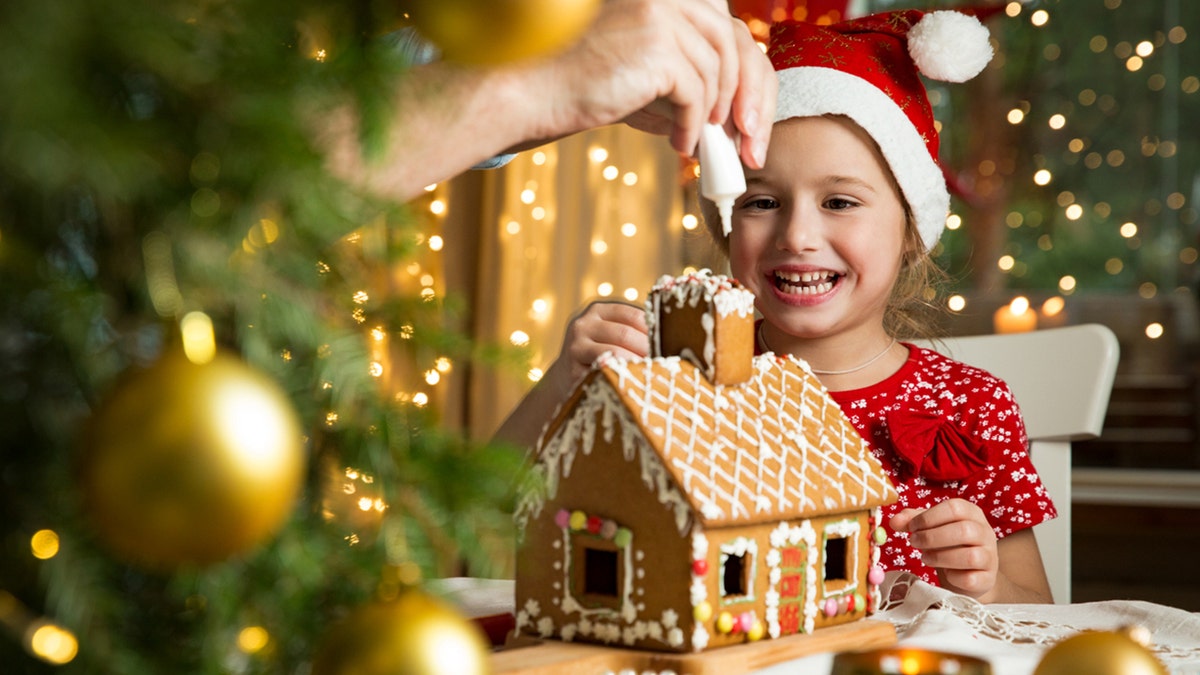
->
[698, 123, 747, 236]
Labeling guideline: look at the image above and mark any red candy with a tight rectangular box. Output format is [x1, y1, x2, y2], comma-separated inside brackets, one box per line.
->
[586, 515, 603, 534]
[692, 559, 708, 576]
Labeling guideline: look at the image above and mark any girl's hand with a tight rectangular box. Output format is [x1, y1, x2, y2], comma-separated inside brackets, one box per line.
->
[544, 301, 650, 398]
[889, 499, 999, 601]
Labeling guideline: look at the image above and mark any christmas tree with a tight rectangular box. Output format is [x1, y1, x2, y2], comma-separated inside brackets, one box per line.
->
[0, 0, 523, 671]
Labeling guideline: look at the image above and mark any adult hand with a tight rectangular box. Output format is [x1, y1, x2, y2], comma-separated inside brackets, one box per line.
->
[890, 499, 999, 601]
[546, 0, 776, 168]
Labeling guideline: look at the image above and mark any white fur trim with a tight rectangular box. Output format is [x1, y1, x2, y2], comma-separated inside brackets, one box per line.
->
[908, 11, 993, 83]
[775, 67, 948, 250]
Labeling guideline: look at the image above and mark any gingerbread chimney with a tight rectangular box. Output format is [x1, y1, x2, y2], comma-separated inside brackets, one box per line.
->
[646, 270, 756, 386]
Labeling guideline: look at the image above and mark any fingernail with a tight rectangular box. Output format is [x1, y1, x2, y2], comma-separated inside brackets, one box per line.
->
[743, 108, 759, 136]
[752, 137, 768, 168]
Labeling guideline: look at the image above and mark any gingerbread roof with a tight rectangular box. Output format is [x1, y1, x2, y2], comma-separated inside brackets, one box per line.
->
[517, 351, 897, 537]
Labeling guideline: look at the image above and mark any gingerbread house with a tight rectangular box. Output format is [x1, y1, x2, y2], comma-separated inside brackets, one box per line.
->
[513, 270, 898, 654]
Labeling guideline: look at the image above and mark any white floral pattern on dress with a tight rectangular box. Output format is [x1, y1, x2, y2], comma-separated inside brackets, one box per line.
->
[829, 344, 1058, 586]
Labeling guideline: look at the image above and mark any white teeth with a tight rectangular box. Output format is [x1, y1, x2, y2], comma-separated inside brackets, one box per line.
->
[774, 271, 835, 295]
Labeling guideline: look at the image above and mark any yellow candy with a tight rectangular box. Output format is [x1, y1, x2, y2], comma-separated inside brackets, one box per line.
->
[693, 601, 713, 623]
[569, 510, 587, 530]
[716, 612, 734, 634]
[748, 620, 766, 641]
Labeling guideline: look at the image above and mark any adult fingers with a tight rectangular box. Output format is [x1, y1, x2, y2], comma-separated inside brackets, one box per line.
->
[728, 17, 776, 168]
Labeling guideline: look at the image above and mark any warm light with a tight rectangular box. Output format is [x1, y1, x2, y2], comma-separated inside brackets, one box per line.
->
[1048, 113, 1066, 130]
[412, 392, 429, 407]
[519, 189, 535, 205]
[682, 214, 699, 230]
[947, 295, 967, 312]
[27, 621, 78, 665]
[621, 222, 638, 237]
[371, 327, 386, 341]
[1011, 296, 1030, 314]
[1042, 296, 1066, 317]
[428, 235, 444, 251]
[597, 282, 613, 297]
[31, 529, 59, 560]
[591, 239, 608, 255]
[1006, 108, 1025, 124]
[531, 151, 547, 166]
[356, 497, 373, 511]
[998, 255, 1016, 272]
[435, 357, 452, 373]
[1120, 222, 1138, 238]
[505, 220, 521, 235]
[623, 287, 639, 302]
[1059, 275, 1077, 293]
[1005, 2, 1021, 17]
[532, 298, 549, 315]
[429, 199, 446, 215]
[530, 206, 546, 221]
[1181, 248, 1199, 265]
[602, 165, 619, 180]
[509, 330, 530, 347]
[424, 183, 437, 192]
[1135, 40, 1154, 57]
[1126, 55, 1144, 72]
[1030, 9, 1049, 26]
[1033, 169, 1052, 185]
[1105, 258, 1124, 275]
[527, 368, 544, 382]
[900, 654, 923, 675]
[180, 311, 216, 365]
[1065, 204, 1083, 220]
[424, 370, 440, 385]
[352, 290, 369, 304]
[420, 274, 434, 287]
[622, 172, 638, 186]
[368, 361, 384, 377]
[994, 296, 1037, 334]
[588, 146, 608, 163]
[945, 214, 962, 231]
[1068, 138, 1085, 152]
[1139, 282, 1157, 299]
[237, 626, 269, 654]
[1146, 322, 1164, 339]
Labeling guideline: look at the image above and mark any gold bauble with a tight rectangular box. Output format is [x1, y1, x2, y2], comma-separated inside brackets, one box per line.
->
[79, 347, 306, 569]
[1034, 629, 1167, 675]
[312, 589, 491, 675]
[405, 0, 602, 65]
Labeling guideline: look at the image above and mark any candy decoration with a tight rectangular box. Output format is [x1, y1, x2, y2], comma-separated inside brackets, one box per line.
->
[600, 519, 618, 539]
[823, 598, 839, 618]
[747, 619, 766, 642]
[569, 510, 587, 530]
[586, 515, 603, 534]
[554, 509, 571, 528]
[868, 565, 886, 585]
[716, 612, 735, 634]
[693, 601, 713, 623]
[692, 559, 709, 576]
[736, 612, 756, 633]
[873, 527, 887, 545]
[613, 527, 633, 549]
[854, 593, 866, 613]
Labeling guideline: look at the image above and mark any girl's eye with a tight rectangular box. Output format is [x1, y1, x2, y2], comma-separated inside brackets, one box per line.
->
[743, 197, 779, 210]
[824, 197, 859, 210]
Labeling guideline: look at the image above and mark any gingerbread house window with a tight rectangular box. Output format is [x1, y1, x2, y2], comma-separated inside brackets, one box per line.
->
[719, 538, 757, 602]
[824, 536, 849, 582]
[571, 537, 624, 610]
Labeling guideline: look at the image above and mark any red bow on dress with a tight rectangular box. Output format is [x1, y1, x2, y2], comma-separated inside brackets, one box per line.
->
[887, 408, 990, 481]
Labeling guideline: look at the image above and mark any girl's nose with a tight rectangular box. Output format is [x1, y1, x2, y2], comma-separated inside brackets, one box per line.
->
[776, 204, 822, 253]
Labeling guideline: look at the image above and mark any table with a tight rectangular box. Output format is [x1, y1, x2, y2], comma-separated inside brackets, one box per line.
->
[434, 573, 1200, 674]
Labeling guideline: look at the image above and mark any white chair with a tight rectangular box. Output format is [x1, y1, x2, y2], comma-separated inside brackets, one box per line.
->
[915, 323, 1120, 604]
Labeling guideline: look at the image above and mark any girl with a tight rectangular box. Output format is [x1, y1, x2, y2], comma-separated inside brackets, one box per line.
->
[496, 10, 1055, 603]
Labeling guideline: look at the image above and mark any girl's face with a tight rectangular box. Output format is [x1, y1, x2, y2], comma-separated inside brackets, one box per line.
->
[729, 116, 908, 344]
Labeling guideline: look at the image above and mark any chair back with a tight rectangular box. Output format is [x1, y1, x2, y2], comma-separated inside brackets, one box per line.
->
[914, 323, 1120, 603]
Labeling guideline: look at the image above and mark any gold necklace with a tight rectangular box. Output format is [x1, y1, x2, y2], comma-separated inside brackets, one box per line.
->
[758, 323, 897, 376]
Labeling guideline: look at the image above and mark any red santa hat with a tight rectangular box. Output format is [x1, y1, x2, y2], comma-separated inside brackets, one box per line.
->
[768, 10, 993, 250]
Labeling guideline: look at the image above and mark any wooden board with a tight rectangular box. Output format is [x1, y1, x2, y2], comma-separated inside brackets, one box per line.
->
[493, 619, 896, 675]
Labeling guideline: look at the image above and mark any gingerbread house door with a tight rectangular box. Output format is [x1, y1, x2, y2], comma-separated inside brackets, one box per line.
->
[775, 538, 810, 635]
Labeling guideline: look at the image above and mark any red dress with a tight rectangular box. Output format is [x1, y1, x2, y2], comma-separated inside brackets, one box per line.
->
[827, 343, 1058, 585]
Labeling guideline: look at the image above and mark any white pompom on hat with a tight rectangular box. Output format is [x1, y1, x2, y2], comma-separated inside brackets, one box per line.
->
[769, 10, 993, 250]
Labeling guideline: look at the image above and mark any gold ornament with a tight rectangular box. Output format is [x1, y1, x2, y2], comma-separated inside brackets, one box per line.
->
[311, 588, 490, 675]
[1034, 628, 1167, 675]
[405, 0, 602, 65]
[79, 346, 306, 569]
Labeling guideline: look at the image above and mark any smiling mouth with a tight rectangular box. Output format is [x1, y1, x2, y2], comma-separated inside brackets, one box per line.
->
[773, 270, 839, 295]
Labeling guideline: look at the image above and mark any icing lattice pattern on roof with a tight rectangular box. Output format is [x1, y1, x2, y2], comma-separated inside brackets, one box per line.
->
[600, 354, 896, 528]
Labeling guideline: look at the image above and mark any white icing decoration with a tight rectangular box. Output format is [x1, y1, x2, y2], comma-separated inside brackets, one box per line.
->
[668, 627, 685, 648]
[561, 624, 577, 642]
[661, 608, 679, 629]
[692, 625, 710, 651]
[524, 598, 541, 617]
[537, 617, 554, 637]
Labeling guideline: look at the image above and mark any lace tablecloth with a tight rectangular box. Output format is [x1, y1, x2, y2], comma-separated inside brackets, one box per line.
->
[754, 572, 1200, 675]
